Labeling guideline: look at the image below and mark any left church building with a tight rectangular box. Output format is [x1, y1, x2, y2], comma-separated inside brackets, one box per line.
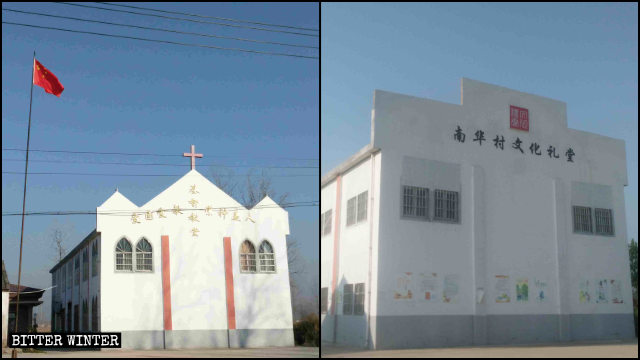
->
[49, 146, 295, 349]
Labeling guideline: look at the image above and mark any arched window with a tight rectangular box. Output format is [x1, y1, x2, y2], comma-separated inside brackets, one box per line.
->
[115, 238, 133, 271]
[136, 238, 153, 271]
[91, 296, 98, 332]
[82, 300, 88, 332]
[258, 240, 276, 273]
[239, 240, 256, 273]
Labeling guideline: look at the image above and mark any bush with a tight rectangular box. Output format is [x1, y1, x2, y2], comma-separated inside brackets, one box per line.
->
[293, 314, 319, 347]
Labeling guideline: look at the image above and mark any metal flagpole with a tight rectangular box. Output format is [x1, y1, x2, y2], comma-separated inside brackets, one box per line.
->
[12, 50, 36, 359]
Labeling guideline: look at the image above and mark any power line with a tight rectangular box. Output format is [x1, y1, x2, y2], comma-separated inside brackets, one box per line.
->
[2, 158, 319, 169]
[96, 2, 319, 32]
[2, 148, 319, 161]
[2, 201, 320, 217]
[2, 21, 318, 60]
[2, 171, 318, 177]
[53, 2, 319, 37]
[2, 8, 318, 50]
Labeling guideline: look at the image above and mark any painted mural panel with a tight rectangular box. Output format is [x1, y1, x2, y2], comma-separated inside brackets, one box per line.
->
[442, 274, 459, 303]
[494, 275, 511, 303]
[394, 272, 413, 300]
[418, 272, 440, 303]
[610, 279, 623, 304]
[579, 280, 593, 303]
[533, 279, 548, 302]
[516, 278, 529, 302]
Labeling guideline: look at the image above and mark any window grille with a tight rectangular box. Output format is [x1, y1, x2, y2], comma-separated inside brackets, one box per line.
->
[74, 304, 79, 332]
[74, 256, 80, 285]
[321, 287, 328, 314]
[434, 189, 459, 222]
[91, 297, 98, 332]
[323, 209, 332, 236]
[258, 240, 276, 273]
[357, 191, 368, 222]
[67, 263, 72, 289]
[115, 238, 133, 271]
[402, 186, 428, 219]
[62, 266, 66, 291]
[92, 241, 99, 277]
[83, 248, 89, 281]
[343, 284, 353, 315]
[573, 206, 592, 233]
[354, 283, 365, 315]
[135, 238, 153, 271]
[346, 197, 356, 226]
[82, 300, 88, 332]
[239, 240, 256, 273]
[594, 208, 613, 235]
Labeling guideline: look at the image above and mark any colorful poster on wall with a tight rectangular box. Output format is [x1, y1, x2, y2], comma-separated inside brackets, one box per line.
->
[394, 272, 413, 299]
[579, 280, 592, 304]
[610, 279, 623, 304]
[516, 278, 529, 302]
[595, 279, 609, 304]
[419, 272, 440, 302]
[495, 275, 511, 303]
[533, 279, 548, 302]
[443, 274, 459, 303]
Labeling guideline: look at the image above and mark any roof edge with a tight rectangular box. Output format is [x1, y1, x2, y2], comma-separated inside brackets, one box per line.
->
[49, 229, 99, 273]
[321, 143, 380, 188]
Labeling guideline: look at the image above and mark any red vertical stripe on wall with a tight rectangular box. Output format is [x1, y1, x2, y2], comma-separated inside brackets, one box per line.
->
[161, 235, 173, 330]
[223, 237, 236, 330]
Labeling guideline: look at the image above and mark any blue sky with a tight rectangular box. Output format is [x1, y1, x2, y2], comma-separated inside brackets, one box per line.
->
[2, 2, 318, 321]
[322, 3, 637, 243]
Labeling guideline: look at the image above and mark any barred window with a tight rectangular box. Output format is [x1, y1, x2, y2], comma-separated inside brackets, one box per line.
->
[82, 248, 89, 281]
[357, 191, 368, 222]
[62, 266, 66, 291]
[573, 206, 592, 233]
[343, 284, 354, 315]
[239, 240, 256, 273]
[74, 256, 80, 285]
[594, 208, 614, 235]
[258, 240, 276, 273]
[402, 186, 428, 218]
[135, 238, 153, 271]
[66, 263, 72, 289]
[91, 296, 98, 332]
[354, 283, 365, 315]
[92, 241, 99, 277]
[321, 287, 328, 314]
[82, 300, 88, 332]
[346, 197, 356, 226]
[434, 189, 459, 222]
[115, 238, 133, 271]
[347, 191, 368, 227]
[322, 209, 332, 236]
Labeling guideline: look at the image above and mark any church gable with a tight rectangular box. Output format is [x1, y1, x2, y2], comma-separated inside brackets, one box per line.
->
[141, 169, 244, 212]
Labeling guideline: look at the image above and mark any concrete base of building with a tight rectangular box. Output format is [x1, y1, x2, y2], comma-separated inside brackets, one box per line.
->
[325, 313, 636, 350]
[119, 328, 294, 349]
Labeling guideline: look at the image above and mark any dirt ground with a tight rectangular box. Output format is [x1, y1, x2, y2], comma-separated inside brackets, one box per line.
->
[1, 346, 319, 358]
[321, 339, 638, 358]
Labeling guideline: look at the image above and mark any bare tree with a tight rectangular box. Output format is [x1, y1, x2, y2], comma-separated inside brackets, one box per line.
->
[209, 165, 239, 200]
[241, 169, 289, 208]
[50, 228, 67, 264]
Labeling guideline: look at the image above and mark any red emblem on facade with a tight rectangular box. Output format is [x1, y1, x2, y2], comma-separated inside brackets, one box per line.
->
[509, 105, 529, 131]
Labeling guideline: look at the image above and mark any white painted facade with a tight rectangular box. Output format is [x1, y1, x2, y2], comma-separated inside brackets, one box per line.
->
[321, 78, 634, 349]
[51, 168, 294, 349]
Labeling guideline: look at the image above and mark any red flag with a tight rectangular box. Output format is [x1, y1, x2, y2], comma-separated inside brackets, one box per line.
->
[33, 59, 64, 97]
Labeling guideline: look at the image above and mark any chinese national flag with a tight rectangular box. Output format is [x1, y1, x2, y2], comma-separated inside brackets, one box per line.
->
[33, 59, 64, 97]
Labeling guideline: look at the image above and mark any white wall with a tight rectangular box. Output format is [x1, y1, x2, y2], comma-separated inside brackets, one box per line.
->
[370, 78, 631, 321]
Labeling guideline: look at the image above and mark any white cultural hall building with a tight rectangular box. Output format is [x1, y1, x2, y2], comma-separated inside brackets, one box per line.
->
[50, 145, 294, 349]
[320, 79, 634, 349]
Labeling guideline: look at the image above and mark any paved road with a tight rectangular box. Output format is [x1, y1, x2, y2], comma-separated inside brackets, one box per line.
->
[2, 346, 319, 358]
[321, 340, 638, 358]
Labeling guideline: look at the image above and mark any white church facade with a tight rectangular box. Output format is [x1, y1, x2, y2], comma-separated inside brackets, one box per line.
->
[50, 146, 294, 349]
[320, 78, 635, 349]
